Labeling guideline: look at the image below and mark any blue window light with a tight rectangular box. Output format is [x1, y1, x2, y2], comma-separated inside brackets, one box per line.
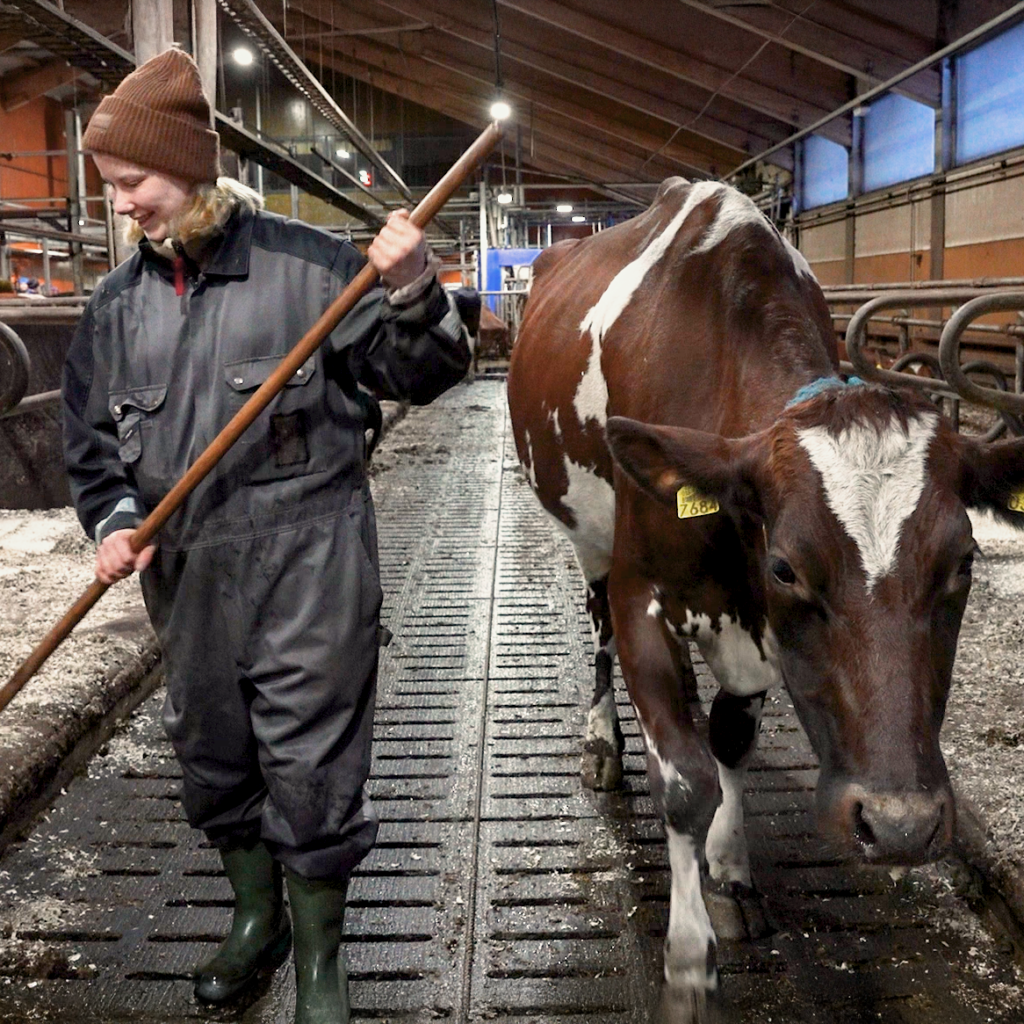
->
[957, 19, 1024, 164]
[798, 134, 848, 211]
[862, 93, 935, 191]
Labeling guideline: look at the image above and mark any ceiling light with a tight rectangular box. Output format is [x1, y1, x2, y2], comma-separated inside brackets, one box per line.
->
[490, 100, 512, 121]
[556, 203, 573, 213]
[497, 191, 513, 205]
[232, 47, 254, 66]
[571, 215, 586, 223]
[335, 147, 351, 160]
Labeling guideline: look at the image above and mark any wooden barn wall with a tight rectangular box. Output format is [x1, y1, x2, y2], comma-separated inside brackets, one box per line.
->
[796, 170, 1024, 285]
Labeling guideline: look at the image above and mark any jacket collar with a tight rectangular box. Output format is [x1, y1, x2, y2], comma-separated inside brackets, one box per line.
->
[137, 204, 254, 279]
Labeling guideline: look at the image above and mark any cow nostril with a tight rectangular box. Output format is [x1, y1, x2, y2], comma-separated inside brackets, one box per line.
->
[852, 801, 877, 850]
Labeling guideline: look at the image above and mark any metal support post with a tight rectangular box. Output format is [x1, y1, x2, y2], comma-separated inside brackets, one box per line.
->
[193, 0, 217, 111]
[478, 168, 488, 294]
[133, 0, 174, 63]
[64, 109, 84, 296]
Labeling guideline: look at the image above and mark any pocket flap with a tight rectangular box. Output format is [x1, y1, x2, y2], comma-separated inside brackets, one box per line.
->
[224, 355, 316, 392]
[108, 384, 167, 419]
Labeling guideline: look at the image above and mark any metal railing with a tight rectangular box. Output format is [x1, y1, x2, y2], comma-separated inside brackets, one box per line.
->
[840, 285, 1024, 440]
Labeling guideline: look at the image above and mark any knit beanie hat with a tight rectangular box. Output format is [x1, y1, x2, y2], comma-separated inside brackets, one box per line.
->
[83, 47, 220, 185]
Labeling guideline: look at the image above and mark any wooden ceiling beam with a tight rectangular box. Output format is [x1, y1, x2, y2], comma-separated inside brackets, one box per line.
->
[672, 0, 940, 106]
[281, 9, 736, 176]
[491, 0, 847, 135]
[306, 44, 678, 185]
[0, 58, 85, 112]
[370, 0, 800, 153]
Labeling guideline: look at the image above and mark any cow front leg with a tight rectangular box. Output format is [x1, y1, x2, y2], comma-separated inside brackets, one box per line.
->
[704, 690, 770, 940]
[582, 575, 624, 790]
[614, 581, 721, 998]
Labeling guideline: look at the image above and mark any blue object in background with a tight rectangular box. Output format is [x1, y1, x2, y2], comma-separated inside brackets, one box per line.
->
[481, 248, 543, 309]
[862, 93, 935, 192]
[956, 20, 1024, 165]
[797, 134, 848, 212]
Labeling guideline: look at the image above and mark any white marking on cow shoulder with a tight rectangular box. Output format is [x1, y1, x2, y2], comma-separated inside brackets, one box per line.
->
[665, 829, 718, 991]
[691, 186, 765, 255]
[573, 180, 723, 428]
[797, 414, 938, 589]
[672, 611, 780, 696]
[647, 595, 663, 618]
[586, 689, 619, 750]
[545, 454, 615, 583]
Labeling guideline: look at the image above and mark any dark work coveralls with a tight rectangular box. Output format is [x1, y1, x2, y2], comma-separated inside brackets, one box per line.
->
[62, 204, 470, 879]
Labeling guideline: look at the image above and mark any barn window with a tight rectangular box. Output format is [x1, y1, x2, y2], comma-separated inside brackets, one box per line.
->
[796, 134, 848, 212]
[861, 93, 935, 192]
[956, 19, 1024, 164]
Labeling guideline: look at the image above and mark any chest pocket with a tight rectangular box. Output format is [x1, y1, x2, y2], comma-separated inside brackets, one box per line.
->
[224, 355, 318, 479]
[108, 385, 168, 464]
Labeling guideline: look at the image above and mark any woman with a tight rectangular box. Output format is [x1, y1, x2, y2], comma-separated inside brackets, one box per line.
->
[62, 48, 470, 1023]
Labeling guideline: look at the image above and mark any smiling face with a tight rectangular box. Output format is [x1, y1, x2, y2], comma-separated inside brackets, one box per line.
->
[92, 153, 193, 243]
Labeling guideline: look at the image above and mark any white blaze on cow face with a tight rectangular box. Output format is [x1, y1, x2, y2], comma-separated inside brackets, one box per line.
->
[797, 414, 938, 589]
[574, 181, 764, 429]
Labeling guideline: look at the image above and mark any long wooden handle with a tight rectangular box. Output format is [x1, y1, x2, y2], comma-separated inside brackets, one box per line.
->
[0, 121, 503, 715]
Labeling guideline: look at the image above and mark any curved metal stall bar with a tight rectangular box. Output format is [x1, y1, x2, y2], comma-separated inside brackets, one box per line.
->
[844, 288, 1024, 406]
[0, 323, 31, 416]
[939, 294, 1024, 417]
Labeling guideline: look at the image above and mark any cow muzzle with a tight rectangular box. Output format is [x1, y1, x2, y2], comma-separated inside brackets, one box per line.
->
[827, 784, 954, 864]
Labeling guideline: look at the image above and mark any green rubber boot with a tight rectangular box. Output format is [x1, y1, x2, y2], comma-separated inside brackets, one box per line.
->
[193, 842, 292, 1004]
[285, 868, 351, 1024]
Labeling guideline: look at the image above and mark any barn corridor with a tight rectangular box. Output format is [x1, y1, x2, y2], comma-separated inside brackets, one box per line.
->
[0, 380, 1018, 1024]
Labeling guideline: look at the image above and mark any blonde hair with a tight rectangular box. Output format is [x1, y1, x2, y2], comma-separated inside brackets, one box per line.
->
[125, 176, 264, 246]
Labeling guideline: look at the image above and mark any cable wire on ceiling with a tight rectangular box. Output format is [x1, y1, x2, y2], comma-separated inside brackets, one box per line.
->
[641, 0, 819, 172]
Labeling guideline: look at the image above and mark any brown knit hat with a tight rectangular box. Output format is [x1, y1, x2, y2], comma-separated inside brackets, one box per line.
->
[83, 47, 220, 185]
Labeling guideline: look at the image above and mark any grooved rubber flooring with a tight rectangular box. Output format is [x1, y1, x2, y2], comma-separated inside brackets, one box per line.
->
[0, 381, 1019, 1023]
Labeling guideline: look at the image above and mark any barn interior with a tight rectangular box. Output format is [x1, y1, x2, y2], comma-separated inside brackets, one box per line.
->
[2, 3, 1024, 492]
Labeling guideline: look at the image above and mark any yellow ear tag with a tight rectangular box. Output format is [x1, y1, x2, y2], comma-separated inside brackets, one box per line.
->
[1009, 488, 1024, 513]
[677, 484, 720, 519]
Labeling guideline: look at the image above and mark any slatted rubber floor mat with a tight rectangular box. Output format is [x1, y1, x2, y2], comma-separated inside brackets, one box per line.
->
[0, 381, 1020, 1023]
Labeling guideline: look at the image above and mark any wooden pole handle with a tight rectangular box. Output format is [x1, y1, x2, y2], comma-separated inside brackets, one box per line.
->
[0, 121, 503, 714]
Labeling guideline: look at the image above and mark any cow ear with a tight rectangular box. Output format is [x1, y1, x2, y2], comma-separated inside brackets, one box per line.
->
[957, 435, 1024, 527]
[605, 416, 764, 518]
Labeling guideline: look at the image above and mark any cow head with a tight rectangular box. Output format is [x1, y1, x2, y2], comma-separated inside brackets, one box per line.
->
[606, 385, 1024, 864]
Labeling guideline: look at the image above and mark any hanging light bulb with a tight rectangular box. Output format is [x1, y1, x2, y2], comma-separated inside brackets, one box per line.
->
[490, 100, 512, 121]
[497, 191, 514, 205]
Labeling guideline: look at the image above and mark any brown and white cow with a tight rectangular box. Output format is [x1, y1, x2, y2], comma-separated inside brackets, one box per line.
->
[506, 178, 1024, 1010]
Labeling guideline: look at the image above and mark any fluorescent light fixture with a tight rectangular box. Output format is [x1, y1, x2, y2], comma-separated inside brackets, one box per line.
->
[490, 100, 512, 121]
[571, 215, 586, 223]
[497, 191, 514, 204]
[556, 203, 573, 213]
[232, 47, 254, 66]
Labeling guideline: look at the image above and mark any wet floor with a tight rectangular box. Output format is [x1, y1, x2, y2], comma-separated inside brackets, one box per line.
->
[0, 381, 1021, 1023]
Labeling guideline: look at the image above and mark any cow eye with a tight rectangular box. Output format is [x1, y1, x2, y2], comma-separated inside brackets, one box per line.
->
[770, 557, 797, 585]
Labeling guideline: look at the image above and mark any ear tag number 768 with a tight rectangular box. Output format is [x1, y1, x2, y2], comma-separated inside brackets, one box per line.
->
[677, 485, 720, 520]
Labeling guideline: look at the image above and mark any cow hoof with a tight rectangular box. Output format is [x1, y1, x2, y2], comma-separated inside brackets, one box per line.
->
[581, 740, 623, 790]
[704, 882, 770, 941]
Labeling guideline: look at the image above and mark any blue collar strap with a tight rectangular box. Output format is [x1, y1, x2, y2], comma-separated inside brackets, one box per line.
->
[786, 374, 866, 408]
